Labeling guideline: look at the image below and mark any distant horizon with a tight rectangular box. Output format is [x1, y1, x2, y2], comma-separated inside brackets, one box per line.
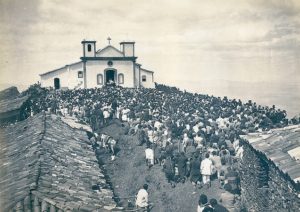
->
[1, 0, 299, 117]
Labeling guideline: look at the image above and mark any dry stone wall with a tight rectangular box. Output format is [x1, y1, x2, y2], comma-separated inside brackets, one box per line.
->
[240, 140, 300, 212]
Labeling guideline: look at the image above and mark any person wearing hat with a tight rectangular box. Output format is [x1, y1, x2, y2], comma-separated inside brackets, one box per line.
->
[136, 184, 149, 209]
[197, 194, 212, 212]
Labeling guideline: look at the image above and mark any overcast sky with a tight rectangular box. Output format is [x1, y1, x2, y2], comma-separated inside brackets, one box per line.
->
[1, 0, 300, 88]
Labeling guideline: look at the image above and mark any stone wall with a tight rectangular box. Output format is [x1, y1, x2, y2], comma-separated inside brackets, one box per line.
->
[240, 140, 300, 211]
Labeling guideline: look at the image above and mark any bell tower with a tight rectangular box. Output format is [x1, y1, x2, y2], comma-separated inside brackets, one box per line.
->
[120, 41, 135, 57]
[81, 40, 96, 57]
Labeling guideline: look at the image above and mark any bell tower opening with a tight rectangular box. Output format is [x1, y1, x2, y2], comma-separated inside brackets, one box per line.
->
[81, 40, 96, 57]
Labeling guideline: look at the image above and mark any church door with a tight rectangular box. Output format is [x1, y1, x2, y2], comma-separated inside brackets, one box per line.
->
[105, 70, 116, 85]
[54, 78, 60, 89]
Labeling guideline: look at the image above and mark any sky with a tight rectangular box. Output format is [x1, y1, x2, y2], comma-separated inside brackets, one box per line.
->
[0, 0, 300, 115]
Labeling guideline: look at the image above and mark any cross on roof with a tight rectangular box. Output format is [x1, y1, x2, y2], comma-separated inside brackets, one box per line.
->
[107, 37, 111, 45]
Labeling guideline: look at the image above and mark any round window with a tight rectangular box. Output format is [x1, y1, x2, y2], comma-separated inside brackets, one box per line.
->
[107, 61, 113, 66]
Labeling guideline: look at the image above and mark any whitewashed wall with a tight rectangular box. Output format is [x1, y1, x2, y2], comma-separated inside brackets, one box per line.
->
[140, 69, 155, 88]
[96, 46, 123, 57]
[121, 43, 134, 57]
[134, 65, 140, 87]
[85, 60, 135, 88]
[40, 62, 84, 89]
[83, 43, 96, 57]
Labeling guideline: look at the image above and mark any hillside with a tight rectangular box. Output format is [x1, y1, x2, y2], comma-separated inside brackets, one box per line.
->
[1, 83, 298, 211]
[0, 86, 20, 100]
[96, 120, 223, 212]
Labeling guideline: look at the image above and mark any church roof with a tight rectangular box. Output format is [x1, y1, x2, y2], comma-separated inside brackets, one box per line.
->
[0, 113, 116, 211]
[120, 41, 135, 44]
[96, 45, 124, 57]
[0, 95, 28, 114]
[40, 61, 82, 76]
[140, 67, 154, 73]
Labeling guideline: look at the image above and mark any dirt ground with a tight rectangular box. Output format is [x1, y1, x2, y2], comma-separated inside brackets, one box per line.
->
[96, 120, 223, 212]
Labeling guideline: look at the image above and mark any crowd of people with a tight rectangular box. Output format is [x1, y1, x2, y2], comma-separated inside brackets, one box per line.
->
[22, 83, 292, 211]
[140, 119, 243, 211]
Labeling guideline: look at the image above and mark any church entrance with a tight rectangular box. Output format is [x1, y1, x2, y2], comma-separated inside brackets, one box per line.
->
[105, 69, 116, 85]
[54, 78, 60, 89]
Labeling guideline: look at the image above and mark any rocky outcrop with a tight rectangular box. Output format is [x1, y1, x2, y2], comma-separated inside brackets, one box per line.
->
[0, 86, 19, 100]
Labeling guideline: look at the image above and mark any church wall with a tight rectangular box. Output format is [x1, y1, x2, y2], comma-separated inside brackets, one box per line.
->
[68, 62, 84, 89]
[96, 47, 124, 57]
[134, 65, 140, 87]
[40, 62, 83, 89]
[40, 41, 155, 89]
[85, 60, 134, 88]
[40, 67, 68, 88]
[140, 70, 155, 88]
[123, 44, 134, 56]
[83, 42, 96, 57]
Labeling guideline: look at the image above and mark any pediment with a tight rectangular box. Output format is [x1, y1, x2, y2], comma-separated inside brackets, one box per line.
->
[96, 45, 124, 57]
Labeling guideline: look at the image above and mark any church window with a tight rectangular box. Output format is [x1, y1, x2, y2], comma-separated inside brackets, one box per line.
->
[97, 74, 103, 85]
[118, 74, 124, 84]
[87, 44, 92, 52]
[142, 75, 146, 82]
[78, 71, 83, 78]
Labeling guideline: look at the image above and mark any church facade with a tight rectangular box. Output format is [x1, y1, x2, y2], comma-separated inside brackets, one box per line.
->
[40, 39, 155, 89]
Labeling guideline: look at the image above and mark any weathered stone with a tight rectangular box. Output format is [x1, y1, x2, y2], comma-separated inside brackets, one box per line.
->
[240, 131, 300, 212]
[0, 113, 116, 211]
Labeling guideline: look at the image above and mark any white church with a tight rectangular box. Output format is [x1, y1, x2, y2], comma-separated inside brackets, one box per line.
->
[40, 39, 155, 89]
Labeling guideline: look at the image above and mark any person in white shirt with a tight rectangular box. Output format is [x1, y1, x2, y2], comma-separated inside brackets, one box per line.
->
[103, 109, 110, 124]
[236, 145, 244, 160]
[136, 184, 149, 209]
[194, 133, 204, 149]
[182, 133, 190, 152]
[201, 153, 213, 188]
[154, 120, 162, 129]
[120, 108, 127, 122]
[233, 139, 240, 152]
[193, 123, 200, 134]
[145, 146, 154, 167]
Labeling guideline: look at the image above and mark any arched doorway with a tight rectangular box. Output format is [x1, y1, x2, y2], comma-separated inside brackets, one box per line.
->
[105, 69, 116, 85]
[54, 78, 60, 89]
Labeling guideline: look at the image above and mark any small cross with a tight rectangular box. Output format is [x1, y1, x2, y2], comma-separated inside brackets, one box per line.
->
[107, 37, 111, 45]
